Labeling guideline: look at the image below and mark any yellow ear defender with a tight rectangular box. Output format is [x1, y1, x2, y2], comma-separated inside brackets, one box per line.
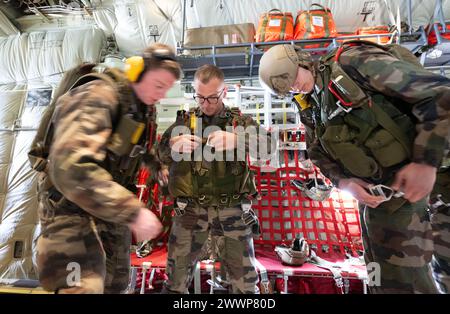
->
[125, 56, 145, 83]
[125, 49, 177, 82]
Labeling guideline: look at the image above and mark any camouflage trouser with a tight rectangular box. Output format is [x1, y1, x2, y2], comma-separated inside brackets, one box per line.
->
[429, 168, 450, 294]
[164, 201, 260, 294]
[360, 198, 438, 293]
[36, 207, 131, 294]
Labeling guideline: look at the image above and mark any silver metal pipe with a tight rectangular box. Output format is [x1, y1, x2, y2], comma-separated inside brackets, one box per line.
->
[180, 0, 187, 50]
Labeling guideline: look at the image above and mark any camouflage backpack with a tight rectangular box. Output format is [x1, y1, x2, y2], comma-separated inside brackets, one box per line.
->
[318, 40, 424, 158]
[311, 40, 427, 193]
[335, 39, 423, 67]
[320, 39, 423, 113]
[28, 63, 130, 173]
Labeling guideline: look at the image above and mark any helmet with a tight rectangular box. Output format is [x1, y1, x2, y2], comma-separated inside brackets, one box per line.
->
[259, 44, 313, 96]
[292, 177, 333, 201]
[275, 238, 310, 266]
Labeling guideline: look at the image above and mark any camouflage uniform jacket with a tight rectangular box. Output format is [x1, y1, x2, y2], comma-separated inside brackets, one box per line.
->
[305, 44, 450, 185]
[46, 80, 161, 225]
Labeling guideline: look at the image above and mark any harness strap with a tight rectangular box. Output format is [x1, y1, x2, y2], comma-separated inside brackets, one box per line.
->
[308, 250, 345, 294]
[253, 256, 272, 294]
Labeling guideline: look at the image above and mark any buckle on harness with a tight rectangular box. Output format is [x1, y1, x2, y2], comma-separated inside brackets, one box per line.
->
[328, 100, 352, 121]
[219, 194, 228, 205]
[242, 209, 257, 226]
[260, 280, 271, 294]
[240, 200, 260, 234]
[334, 275, 344, 289]
[174, 198, 189, 216]
[368, 184, 404, 202]
[430, 194, 450, 209]
[198, 195, 206, 205]
[129, 144, 146, 158]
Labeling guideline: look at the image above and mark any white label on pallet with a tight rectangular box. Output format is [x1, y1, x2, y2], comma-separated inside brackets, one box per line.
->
[312, 16, 324, 27]
[231, 33, 239, 43]
[269, 19, 281, 27]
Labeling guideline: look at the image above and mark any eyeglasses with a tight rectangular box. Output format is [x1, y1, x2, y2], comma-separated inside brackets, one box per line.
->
[193, 89, 224, 104]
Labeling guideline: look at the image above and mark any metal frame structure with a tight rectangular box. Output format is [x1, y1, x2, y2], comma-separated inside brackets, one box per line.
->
[177, 0, 450, 83]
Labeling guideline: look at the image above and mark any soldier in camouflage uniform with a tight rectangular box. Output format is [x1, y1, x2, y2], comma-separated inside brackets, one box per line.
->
[158, 65, 274, 294]
[259, 41, 450, 293]
[31, 44, 182, 293]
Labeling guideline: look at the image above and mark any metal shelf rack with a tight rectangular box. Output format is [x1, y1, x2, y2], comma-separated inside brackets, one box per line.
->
[176, 0, 450, 83]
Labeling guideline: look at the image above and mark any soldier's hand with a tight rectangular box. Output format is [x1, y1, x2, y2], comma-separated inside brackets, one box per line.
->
[169, 134, 202, 153]
[338, 178, 385, 208]
[208, 131, 237, 151]
[391, 162, 437, 203]
[157, 168, 169, 186]
[129, 208, 163, 242]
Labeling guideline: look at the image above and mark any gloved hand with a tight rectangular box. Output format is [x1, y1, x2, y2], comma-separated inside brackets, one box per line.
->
[128, 208, 163, 242]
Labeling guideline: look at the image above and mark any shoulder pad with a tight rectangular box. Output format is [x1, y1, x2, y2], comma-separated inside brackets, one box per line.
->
[103, 68, 129, 85]
[71, 72, 118, 91]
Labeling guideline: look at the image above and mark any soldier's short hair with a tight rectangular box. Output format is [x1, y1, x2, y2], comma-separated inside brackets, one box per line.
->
[194, 64, 225, 84]
[143, 43, 182, 80]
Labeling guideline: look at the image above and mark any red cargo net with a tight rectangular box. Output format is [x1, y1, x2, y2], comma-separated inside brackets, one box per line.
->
[250, 150, 363, 258]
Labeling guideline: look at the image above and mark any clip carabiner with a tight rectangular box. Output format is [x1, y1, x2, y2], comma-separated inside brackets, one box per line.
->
[129, 145, 145, 158]
[368, 184, 404, 202]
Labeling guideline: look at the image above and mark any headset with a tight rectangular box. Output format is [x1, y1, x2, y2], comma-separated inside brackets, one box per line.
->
[125, 48, 177, 83]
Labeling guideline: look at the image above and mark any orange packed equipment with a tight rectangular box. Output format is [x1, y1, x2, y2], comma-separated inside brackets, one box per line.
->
[294, 3, 338, 40]
[256, 9, 294, 42]
[356, 26, 392, 44]
[427, 22, 450, 46]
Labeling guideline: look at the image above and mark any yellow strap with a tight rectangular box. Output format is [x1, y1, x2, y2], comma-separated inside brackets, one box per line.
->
[294, 94, 310, 110]
[131, 122, 145, 144]
[256, 103, 261, 124]
[190, 114, 197, 133]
